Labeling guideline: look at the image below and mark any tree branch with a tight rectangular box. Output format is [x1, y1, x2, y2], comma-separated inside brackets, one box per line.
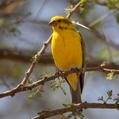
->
[0, 64, 119, 98]
[32, 102, 119, 119]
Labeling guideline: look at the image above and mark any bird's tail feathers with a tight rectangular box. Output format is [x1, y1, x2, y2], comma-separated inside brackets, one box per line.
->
[67, 73, 84, 104]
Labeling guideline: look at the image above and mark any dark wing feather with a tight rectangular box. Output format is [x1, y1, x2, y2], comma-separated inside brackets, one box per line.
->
[70, 31, 86, 104]
[79, 31, 86, 93]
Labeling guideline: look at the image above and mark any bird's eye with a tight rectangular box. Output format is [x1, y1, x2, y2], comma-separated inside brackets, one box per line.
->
[57, 20, 61, 22]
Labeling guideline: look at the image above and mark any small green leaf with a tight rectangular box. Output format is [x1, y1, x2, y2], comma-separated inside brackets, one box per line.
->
[115, 13, 119, 23]
[115, 101, 119, 106]
[80, 1, 93, 16]
[27, 87, 43, 99]
[63, 103, 72, 108]
[79, 111, 85, 119]
[67, 113, 73, 119]
[106, 72, 114, 80]
[0, 18, 6, 27]
[98, 96, 104, 101]
[60, 87, 67, 95]
[28, 79, 33, 84]
[74, 114, 78, 119]
[79, 0, 86, 4]
[107, 90, 112, 97]
[50, 78, 66, 95]
[117, 93, 119, 97]
[27, 93, 34, 98]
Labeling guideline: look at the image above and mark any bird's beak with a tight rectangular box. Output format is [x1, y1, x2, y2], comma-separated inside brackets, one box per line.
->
[48, 21, 55, 26]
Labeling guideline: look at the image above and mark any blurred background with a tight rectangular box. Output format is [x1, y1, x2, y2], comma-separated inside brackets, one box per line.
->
[0, 0, 119, 119]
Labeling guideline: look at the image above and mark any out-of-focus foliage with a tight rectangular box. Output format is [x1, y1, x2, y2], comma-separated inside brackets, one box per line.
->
[107, 0, 119, 8]
[115, 13, 119, 23]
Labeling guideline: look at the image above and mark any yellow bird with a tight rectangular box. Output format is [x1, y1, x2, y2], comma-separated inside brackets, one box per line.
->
[49, 16, 85, 104]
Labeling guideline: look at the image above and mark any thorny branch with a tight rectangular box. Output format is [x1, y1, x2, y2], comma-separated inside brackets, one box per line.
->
[32, 102, 119, 119]
[0, 64, 119, 98]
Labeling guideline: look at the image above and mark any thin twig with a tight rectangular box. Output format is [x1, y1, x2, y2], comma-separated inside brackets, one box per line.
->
[67, 1, 82, 18]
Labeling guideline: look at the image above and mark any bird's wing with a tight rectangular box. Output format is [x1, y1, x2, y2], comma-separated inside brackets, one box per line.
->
[78, 31, 86, 92]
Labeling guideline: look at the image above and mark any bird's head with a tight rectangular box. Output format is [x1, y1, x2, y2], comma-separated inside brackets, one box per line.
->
[49, 16, 75, 31]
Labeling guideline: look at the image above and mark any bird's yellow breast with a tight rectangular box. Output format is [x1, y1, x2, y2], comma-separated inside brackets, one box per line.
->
[51, 29, 82, 71]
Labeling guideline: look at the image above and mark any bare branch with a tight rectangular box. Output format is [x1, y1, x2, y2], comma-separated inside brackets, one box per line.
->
[32, 102, 119, 119]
